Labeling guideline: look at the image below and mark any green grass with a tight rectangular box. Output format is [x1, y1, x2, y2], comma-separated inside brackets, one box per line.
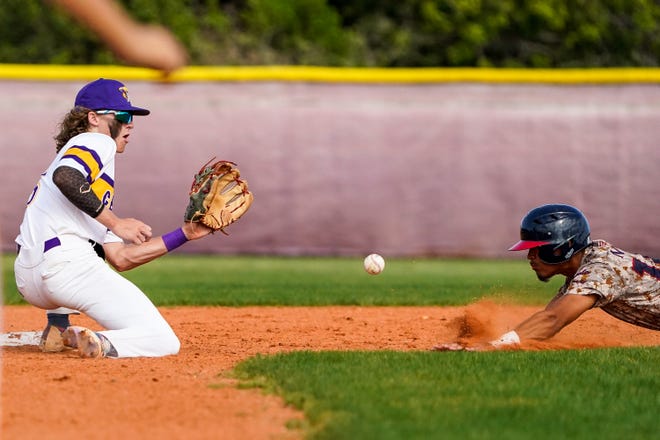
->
[2, 253, 562, 306]
[234, 348, 660, 440]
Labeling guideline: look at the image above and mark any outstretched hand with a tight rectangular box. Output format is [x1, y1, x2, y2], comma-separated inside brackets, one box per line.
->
[432, 342, 476, 352]
[431, 342, 494, 352]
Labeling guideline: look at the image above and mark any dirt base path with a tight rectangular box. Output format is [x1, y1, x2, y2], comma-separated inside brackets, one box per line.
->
[2, 303, 658, 440]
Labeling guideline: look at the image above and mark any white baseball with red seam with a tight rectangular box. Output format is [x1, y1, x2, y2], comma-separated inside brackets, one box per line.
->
[363, 254, 385, 275]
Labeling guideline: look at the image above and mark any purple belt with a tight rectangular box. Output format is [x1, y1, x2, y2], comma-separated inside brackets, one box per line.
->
[43, 237, 61, 252]
[16, 237, 86, 255]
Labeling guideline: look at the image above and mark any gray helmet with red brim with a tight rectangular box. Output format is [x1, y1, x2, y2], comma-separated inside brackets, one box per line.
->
[509, 204, 591, 264]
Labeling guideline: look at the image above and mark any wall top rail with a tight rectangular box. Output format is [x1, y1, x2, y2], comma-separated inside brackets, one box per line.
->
[3, 64, 660, 84]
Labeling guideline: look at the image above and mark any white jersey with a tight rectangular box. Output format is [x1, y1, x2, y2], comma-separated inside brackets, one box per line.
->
[14, 131, 179, 358]
[16, 132, 123, 249]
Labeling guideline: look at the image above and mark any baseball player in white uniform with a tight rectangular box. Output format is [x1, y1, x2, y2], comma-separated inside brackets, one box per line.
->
[435, 204, 659, 351]
[14, 78, 213, 358]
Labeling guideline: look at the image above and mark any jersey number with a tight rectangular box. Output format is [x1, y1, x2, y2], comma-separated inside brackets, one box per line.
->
[26, 182, 40, 205]
[26, 172, 47, 206]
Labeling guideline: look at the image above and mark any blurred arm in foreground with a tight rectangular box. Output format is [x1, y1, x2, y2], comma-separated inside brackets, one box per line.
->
[48, 0, 188, 73]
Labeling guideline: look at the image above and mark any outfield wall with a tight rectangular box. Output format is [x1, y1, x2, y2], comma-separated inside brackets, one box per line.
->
[1, 76, 659, 257]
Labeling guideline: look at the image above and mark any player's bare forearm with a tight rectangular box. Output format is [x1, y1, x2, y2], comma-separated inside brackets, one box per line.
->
[104, 223, 212, 271]
[514, 294, 598, 341]
[49, 0, 135, 44]
[103, 240, 167, 272]
[513, 310, 566, 340]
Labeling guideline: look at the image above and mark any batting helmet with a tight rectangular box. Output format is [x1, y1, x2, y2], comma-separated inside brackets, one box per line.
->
[509, 204, 591, 264]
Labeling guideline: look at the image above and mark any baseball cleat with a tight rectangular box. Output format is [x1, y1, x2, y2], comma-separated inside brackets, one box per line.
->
[62, 326, 105, 358]
[61, 326, 80, 349]
[39, 324, 66, 352]
[78, 328, 104, 358]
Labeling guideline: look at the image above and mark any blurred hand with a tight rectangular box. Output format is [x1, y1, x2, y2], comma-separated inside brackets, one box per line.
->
[115, 25, 188, 73]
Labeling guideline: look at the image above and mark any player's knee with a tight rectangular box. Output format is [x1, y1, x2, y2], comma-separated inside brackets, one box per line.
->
[168, 335, 181, 355]
[159, 331, 180, 356]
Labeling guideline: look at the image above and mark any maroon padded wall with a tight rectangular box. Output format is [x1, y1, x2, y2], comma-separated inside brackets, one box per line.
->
[1, 81, 658, 257]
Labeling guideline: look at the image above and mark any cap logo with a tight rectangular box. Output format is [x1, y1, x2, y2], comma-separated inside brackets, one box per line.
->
[119, 86, 130, 103]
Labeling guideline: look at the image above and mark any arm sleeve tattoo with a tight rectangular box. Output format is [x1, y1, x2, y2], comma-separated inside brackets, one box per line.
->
[52, 166, 104, 218]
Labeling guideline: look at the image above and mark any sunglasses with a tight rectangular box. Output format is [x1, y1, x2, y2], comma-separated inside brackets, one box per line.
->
[96, 110, 133, 124]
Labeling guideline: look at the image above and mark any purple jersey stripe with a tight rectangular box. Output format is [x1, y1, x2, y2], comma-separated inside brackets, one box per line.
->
[69, 144, 104, 170]
[61, 155, 93, 182]
[99, 173, 115, 186]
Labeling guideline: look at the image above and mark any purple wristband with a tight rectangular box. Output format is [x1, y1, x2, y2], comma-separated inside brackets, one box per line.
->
[162, 228, 188, 252]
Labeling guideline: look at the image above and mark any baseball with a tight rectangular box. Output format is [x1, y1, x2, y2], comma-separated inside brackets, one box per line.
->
[364, 253, 385, 275]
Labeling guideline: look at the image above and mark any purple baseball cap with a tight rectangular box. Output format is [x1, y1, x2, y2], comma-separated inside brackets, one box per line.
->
[74, 78, 150, 115]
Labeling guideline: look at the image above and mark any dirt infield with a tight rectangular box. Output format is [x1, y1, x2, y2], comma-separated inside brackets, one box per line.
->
[2, 303, 658, 440]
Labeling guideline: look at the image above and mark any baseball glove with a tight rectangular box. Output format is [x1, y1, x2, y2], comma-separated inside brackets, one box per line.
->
[184, 158, 254, 234]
